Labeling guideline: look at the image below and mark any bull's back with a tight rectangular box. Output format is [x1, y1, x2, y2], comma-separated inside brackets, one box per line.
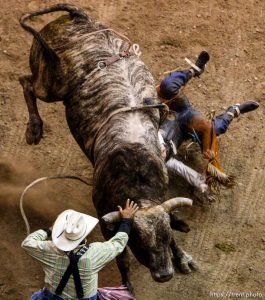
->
[29, 14, 105, 99]
[30, 15, 72, 72]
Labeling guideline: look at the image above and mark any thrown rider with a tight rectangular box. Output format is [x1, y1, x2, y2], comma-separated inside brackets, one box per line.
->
[157, 51, 259, 190]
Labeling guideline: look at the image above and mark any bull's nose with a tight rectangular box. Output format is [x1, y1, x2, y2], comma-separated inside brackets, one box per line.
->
[152, 271, 173, 283]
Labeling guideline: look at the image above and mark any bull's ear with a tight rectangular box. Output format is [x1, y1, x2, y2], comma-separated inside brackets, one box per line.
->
[102, 211, 121, 224]
[170, 213, 190, 233]
[162, 197, 193, 213]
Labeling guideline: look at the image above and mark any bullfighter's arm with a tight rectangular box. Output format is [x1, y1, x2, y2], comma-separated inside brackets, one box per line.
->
[88, 219, 131, 273]
[21, 229, 54, 264]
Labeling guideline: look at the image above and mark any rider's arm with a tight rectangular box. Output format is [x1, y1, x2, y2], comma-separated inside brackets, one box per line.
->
[166, 157, 208, 193]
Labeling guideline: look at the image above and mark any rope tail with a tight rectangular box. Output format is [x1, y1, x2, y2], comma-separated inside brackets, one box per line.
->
[19, 175, 93, 236]
[19, 3, 89, 60]
[206, 162, 236, 191]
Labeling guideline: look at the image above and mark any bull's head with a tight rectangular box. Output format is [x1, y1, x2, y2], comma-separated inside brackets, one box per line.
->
[102, 197, 192, 282]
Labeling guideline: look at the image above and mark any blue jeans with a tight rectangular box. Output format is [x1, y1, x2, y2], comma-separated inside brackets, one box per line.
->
[160, 70, 192, 99]
[160, 71, 232, 136]
[31, 288, 98, 300]
[213, 114, 232, 136]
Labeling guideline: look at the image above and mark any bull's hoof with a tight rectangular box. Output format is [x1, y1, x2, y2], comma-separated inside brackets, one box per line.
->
[175, 252, 198, 274]
[25, 119, 43, 145]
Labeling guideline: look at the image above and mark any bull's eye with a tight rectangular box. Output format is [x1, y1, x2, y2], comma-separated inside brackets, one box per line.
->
[143, 97, 155, 105]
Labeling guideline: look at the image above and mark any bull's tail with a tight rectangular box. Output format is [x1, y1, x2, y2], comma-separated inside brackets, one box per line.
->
[19, 3, 89, 59]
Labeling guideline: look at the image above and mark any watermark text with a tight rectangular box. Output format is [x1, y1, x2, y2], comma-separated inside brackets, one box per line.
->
[209, 291, 263, 299]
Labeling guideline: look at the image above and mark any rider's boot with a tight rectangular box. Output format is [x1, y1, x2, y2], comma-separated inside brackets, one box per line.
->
[189, 51, 210, 77]
[225, 100, 260, 119]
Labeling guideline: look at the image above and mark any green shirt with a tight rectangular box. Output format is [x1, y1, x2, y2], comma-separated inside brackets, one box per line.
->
[21, 229, 128, 299]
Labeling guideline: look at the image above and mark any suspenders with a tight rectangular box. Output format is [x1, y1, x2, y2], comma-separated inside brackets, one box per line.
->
[55, 245, 89, 299]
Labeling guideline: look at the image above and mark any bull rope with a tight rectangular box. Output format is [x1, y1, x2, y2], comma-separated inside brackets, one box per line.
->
[206, 162, 236, 190]
[19, 175, 92, 235]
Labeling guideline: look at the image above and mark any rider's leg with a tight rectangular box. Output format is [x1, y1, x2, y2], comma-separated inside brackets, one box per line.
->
[157, 51, 210, 101]
[213, 100, 260, 136]
[157, 70, 193, 100]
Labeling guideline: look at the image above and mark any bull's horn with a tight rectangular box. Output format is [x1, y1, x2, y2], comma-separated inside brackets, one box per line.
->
[102, 211, 121, 224]
[162, 197, 193, 213]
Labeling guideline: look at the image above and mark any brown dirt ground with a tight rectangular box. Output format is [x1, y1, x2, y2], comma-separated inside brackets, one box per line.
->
[0, 0, 265, 299]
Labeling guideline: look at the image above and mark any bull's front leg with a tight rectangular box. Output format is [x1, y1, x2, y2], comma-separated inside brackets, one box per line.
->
[116, 246, 135, 296]
[170, 238, 198, 274]
[19, 75, 43, 145]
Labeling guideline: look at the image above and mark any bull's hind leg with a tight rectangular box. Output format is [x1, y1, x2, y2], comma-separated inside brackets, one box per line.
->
[170, 238, 198, 274]
[19, 75, 43, 145]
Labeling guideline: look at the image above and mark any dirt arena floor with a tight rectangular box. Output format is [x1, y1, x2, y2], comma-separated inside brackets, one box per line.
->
[0, 0, 265, 299]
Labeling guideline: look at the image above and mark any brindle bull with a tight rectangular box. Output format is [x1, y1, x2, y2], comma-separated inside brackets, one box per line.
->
[19, 3, 197, 293]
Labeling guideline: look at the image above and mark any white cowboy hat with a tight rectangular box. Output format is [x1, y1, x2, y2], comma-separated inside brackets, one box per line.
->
[52, 209, 99, 251]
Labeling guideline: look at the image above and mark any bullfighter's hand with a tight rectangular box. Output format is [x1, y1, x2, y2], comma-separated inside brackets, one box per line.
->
[118, 199, 139, 219]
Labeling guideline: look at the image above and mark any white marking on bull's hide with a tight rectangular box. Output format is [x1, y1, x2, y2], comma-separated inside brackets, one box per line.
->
[124, 113, 147, 143]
